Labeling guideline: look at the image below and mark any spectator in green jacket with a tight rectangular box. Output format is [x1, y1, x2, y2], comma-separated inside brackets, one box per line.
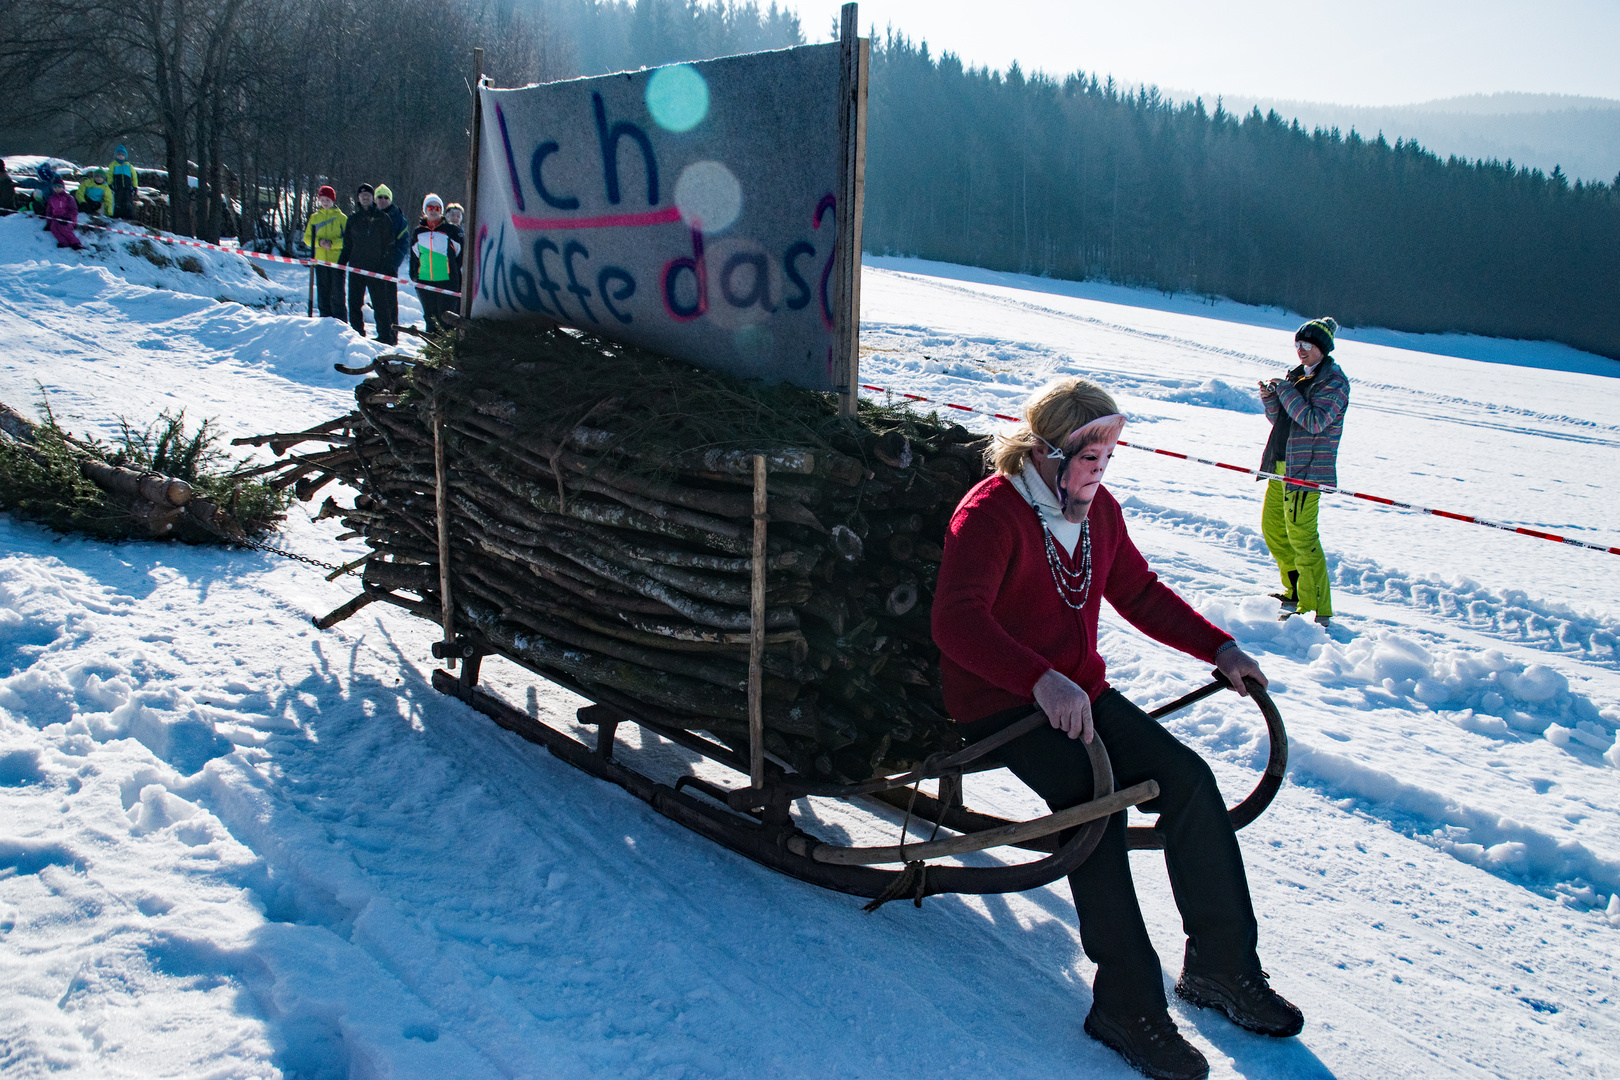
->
[107, 146, 139, 220]
[302, 185, 347, 321]
[409, 193, 462, 333]
[76, 168, 114, 216]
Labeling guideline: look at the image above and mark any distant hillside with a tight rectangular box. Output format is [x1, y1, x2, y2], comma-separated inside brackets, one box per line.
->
[1185, 92, 1620, 183]
[867, 44, 1620, 359]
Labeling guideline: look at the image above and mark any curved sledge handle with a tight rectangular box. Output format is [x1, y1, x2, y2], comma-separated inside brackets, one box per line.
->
[1225, 675, 1289, 832]
[1126, 671, 1289, 849]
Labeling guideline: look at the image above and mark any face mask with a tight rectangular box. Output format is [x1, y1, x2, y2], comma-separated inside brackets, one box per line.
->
[1050, 413, 1127, 522]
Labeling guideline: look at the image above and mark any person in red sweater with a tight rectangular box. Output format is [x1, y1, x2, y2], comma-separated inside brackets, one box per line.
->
[933, 377, 1301, 1080]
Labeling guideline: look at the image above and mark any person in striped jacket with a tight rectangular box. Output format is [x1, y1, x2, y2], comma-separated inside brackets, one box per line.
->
[1257, 317, 1350, 626]
[409, 194, 463, 333]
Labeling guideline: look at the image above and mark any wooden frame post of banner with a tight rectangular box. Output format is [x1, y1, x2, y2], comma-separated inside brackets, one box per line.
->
[433, 401, 457, 670]
[834, 3, 869, 417]
[459, 47, 485, 326]
[748, 454, 768, 789]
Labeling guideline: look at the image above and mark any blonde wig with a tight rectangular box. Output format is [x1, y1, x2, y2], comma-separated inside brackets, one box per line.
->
[989, 376, 1120, 476]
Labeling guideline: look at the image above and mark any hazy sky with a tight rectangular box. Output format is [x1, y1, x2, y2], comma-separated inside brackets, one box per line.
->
[792, 0, 1620, 107]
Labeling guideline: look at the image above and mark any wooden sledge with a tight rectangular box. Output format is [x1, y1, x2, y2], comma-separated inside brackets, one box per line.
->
[423, 637, 1287, 906]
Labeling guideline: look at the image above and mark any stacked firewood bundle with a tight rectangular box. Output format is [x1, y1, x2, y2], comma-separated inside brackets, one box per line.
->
[244, 323, 991, 780]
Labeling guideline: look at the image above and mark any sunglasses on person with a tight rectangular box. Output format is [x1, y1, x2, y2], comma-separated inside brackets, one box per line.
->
[1295, 339, 1315, 352]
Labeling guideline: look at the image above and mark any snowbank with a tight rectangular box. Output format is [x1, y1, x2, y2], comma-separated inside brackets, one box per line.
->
[0, 211, 299, 309]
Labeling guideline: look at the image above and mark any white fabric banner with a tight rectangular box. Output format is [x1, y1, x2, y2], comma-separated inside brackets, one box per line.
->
[470, 44, 851, 392]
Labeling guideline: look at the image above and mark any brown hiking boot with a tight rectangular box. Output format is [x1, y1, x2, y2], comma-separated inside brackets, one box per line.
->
[1175, 970, 1304, 1037]
[1083, 1008, 1209, 1080]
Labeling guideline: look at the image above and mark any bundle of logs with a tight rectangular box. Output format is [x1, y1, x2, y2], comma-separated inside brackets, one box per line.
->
[242, 334, 992, 780]
[1, 399, 253, 540]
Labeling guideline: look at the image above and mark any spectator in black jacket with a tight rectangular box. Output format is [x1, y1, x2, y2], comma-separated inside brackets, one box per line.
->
[338, 184, 399, 345]
[374, 184, 409, 273]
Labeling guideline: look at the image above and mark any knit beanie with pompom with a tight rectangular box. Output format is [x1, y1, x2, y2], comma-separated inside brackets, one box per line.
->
[1295, 317, 1338, 356]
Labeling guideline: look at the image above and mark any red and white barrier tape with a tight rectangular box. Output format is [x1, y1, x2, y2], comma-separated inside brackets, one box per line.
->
[858, 381, 1620, 556]
[28, 210, 462, 297]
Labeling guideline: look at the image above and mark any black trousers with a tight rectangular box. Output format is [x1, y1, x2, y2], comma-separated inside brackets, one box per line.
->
[962, 689, 1260, 1014]
[315, 264, 347, 321]
[347, 272, 397, 344]
[416, 286, 456, 333]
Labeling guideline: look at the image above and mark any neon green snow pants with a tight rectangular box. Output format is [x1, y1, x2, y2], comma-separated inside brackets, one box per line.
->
[1261, 463, 1332, 618]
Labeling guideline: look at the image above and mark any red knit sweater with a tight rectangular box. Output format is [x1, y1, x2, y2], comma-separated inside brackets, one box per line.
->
[932, 475, 1232, 722]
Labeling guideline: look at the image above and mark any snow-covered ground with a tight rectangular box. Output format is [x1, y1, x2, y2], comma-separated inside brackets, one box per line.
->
[1, 214, 1616, 1078]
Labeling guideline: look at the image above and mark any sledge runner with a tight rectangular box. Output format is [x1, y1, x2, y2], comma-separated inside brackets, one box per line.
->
[409, 193, 462, 333]
[933, 377, 1302, 1080]
[1257, 318, 1349, 626]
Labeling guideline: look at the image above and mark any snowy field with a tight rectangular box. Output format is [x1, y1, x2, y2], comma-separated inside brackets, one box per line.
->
[1, 213, 1617, 1079]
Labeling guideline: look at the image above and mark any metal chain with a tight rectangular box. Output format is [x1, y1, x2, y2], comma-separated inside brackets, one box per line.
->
[188, 508, 362, 576]
[232, 534, 359, 574]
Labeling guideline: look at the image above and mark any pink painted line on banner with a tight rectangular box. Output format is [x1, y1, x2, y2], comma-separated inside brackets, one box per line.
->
[510, 206, 683, 231]
[23, 210, 462, 296]
[855, 379, 1620, 556]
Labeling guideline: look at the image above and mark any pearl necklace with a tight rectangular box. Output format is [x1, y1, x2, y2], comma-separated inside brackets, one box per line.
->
[1015, 476, 1093, 610]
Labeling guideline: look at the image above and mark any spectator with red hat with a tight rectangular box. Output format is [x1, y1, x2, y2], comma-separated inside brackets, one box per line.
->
[302, 185, 347, 321]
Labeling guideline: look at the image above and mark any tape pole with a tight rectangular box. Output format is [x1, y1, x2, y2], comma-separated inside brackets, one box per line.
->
[855, 380, 1620, 557]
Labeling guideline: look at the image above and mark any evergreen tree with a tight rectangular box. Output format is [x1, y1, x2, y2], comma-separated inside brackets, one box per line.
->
[863, 33, 1620, 359]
